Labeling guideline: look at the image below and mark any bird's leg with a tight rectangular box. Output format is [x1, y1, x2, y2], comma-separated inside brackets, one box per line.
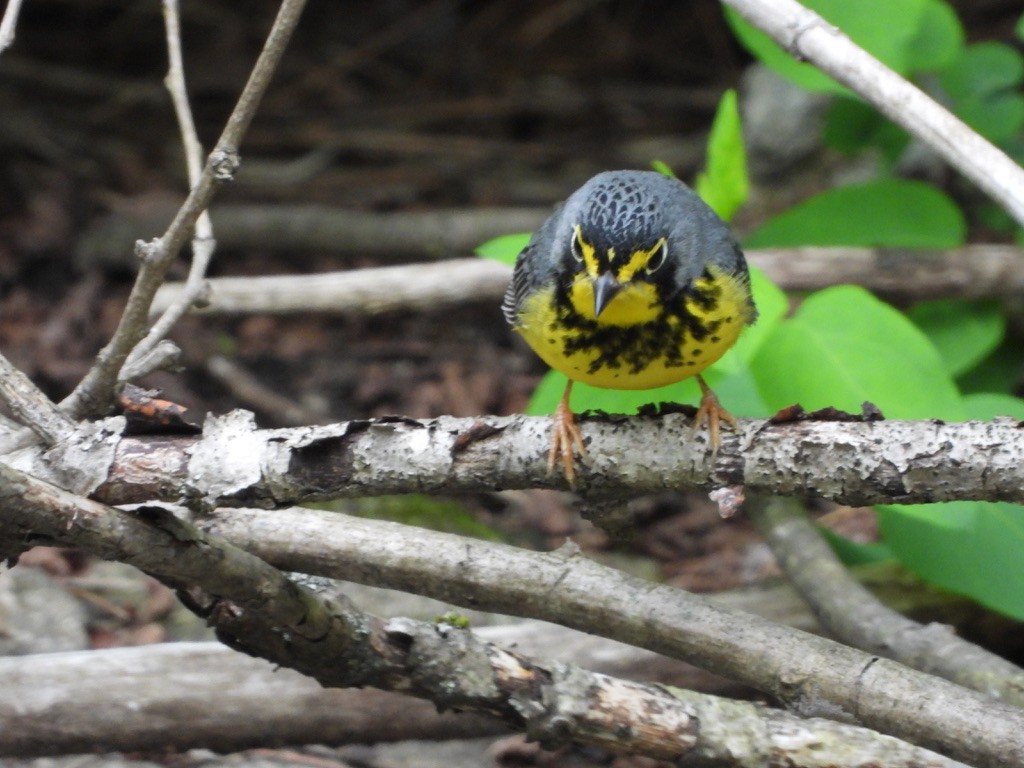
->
[693, 374, 739, 457]
[548, 379, 587, 487]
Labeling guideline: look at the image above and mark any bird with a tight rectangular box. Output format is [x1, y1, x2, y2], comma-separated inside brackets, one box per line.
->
[502, 169, 757, 486]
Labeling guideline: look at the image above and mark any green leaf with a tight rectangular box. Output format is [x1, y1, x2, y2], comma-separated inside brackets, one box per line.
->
[941, 42, 1024, 98]
[724, 0, 929, 94]
[878, 501, 1024, 620]
[527, 366, 771, 420]
[962, 392, 1024, 420]
[941, 43, 1024, 143]
[956, 92, 1024, 144]
[751, 285, 964, 420]
[709, 266, 788, 374]
[957, 338, 1024, 395]
[824, 98, 911, 162]
[527, 370, 688, 417]
[695, 89, 748, 222]
[744, 179, 966, 249]
[1017, 13, 1024, 41]
[650, 159, 677, 178]
[905, 299, 1004, 377]
[820, 527, 894, 565]
[475, 233, 531, 265]
[905, 0, 964, 71]
[328, 494, 504, 541]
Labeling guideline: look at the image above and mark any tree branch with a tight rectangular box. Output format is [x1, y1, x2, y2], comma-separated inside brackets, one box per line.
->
[53, 411, 1024, 509]
[0, 0, 24, 55]
[0, 643, 508, 756]
[58, 0, 308, 420]
[149, 244, 1024, 319]
[192, 504, 1024, 768]
[0, 352, 74, 446]
[77, 205, 551, 272]
[722, 0, 1024, 224]
[0, 460, 975, 766]
[749, 497, 1024, 706]
[119, 0, 218, 377]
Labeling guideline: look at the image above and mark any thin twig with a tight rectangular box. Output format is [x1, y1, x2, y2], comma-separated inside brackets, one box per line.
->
[722, 0, 1024, 225]
[59, 0, 308, 420]
[120, 0, 217, 377]
[749, 497, 1024, 706]
[0, 0, 25, 55]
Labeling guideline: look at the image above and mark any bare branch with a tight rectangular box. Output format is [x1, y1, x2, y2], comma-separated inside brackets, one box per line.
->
[0, 643, 506, 756]
[0, 461, 977, 766]
[749, 497, 1024, 706]
[195, 504, 1024, 768]
[7, 568, 989, 757]
[0, 0, 24, 55]
[0, 352, 73, 445]
[722, 0, 1024, 225]
[116, 339, 182, 383]
[77, 205, 550, 271]
[150, 244, 1024, 319]
[152, 258, 511, 316]
[59, 0, 308, 420]
[72, 412, 1024, 509]
[119, 0, 217, 377]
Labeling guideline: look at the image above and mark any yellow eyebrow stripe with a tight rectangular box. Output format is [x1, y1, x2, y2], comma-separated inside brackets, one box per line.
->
[574, 224, 601, 277]
[616, 238, 666, 282]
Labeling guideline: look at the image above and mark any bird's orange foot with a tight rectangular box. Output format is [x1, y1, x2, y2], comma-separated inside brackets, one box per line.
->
[548, 382, 587, 487]
[693, 375, 739, 457]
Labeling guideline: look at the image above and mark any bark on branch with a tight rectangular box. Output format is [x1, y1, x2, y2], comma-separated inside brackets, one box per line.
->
[148, 245, 1024, 319]
[0, 461, 981, 767]
[748, 497, 1024, 706]
[15, 411, 1020, 509]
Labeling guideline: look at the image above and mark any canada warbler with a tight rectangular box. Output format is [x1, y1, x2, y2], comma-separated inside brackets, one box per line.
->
[503, 170, 757, 485]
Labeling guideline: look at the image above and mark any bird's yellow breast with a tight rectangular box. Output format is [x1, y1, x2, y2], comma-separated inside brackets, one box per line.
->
[515, 267, 750, 390]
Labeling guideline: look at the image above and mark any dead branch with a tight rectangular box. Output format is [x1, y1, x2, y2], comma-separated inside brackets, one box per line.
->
[148, 245, 1024, 319]
[153, 258, 510, 316]
[29, 411, 1022, 508]
[0, 460, 980, 767]
[749, 497, 1024, 706]
[723, 0, 1024, 225]
[191, 502, 1024, 768]
[0, 352, 74, 446]
[0, 0, 24, 55]
[58, 0, 308, 421]
[119, 0, 217, 376]
[77, 204, 551, 271]
[0, 643, 507, 756]
[1, 561, 1003, 757]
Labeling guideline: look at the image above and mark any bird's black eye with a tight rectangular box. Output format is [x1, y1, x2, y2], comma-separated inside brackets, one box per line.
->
[571, 226, 586, 262]
[646, 239, 667, 274]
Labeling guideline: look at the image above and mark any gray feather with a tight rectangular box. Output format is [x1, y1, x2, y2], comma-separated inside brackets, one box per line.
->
[503, 170, 755, 326]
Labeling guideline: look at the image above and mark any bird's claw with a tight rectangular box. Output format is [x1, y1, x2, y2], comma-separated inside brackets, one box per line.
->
[693, 377, 739, 458]
[548, 386, 587, 488]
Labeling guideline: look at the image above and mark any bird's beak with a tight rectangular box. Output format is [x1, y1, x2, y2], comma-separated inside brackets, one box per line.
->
[593, 272, 623, 317]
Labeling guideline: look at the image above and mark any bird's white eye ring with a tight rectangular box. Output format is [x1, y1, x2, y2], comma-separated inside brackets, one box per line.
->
[646, 239, 668, 273]
[571, 226, 586, 262]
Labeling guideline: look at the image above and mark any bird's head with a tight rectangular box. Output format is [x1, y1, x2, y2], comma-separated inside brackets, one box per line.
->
[562, 212, 671, 327]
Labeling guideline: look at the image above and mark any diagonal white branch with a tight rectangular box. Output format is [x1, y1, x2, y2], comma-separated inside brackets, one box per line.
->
[722, 0, 1024, 224]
